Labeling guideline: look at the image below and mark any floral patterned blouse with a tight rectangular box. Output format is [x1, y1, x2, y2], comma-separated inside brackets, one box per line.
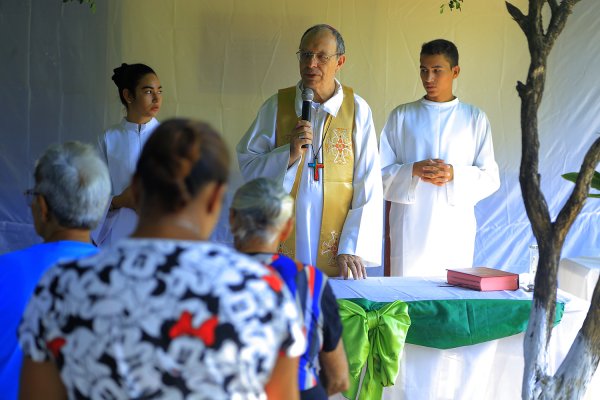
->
[19, 239, 305, 399]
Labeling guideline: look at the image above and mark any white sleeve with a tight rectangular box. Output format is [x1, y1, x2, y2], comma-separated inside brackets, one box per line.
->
[337, 97, 384, 267]
[236, 95, 300, 193]
[91, 129, 117, 246]
[446, 112, 500, 206]
[97, 133, 108, 165]
[380, 107, 420, 204]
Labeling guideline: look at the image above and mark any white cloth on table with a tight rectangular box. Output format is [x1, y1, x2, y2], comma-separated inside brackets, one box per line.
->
[388, 292, 596, 400]
[237, 80, 383, 268]
[380, 98, 500, 277]
[91, 117, 159, 247]
[558, 256, 600, 301]
[328, 277, 597, 400]
[328, 276, 570, 303]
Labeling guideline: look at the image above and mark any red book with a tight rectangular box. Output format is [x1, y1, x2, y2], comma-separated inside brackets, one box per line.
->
[447, 267, 519, 291]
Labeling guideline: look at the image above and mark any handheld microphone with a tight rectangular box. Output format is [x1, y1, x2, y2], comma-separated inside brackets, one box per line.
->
[301, 88, 314, 149]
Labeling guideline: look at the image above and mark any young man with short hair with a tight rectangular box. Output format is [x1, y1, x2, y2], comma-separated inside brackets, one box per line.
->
[380, 39, 500, 277]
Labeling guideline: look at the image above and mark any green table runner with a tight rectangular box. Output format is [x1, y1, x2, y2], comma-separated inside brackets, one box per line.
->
[405, 298, 564, 348]
[342, 298, 565, 349]
[337, 297, 565, 400]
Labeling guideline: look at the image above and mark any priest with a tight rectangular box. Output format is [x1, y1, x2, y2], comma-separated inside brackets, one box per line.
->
[380, 39, 500, 277]
[237, 24, 382, 279]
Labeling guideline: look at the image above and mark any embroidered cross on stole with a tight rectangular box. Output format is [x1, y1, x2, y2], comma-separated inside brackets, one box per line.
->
[275, 85, 355, 276]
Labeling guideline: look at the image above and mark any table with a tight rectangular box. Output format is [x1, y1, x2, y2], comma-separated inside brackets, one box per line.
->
[329, 277, 599, 400]
[559, 257, 600, 301]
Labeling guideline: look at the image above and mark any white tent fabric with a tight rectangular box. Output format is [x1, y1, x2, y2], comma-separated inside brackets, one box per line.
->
[1, 0, 109, 251]
[474, 1, 600, 271]
[1, 0, 599, 277]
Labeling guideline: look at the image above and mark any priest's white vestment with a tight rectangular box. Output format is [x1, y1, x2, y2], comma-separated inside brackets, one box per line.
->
[237, 81, 383, 270]
[380, 98, 500, 277]
[91, 118, 159, 247]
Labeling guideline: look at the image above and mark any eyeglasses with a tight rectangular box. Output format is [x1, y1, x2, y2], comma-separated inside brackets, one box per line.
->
[24, 189, 40, 207]
[296, 50, 341, 65]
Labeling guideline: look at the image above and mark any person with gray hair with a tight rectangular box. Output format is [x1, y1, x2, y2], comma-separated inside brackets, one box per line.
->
[230, 177, 295, 247]
[231, 177, 349, 400]
[0, 141, 110, 400]
[33, 141, 112, 231]
[237, 24, 383, 280]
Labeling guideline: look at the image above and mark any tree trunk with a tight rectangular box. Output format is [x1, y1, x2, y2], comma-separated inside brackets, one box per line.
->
[505, 0, 600, 398]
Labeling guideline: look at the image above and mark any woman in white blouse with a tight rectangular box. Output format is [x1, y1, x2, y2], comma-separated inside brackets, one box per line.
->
[92, 63, 162, 247]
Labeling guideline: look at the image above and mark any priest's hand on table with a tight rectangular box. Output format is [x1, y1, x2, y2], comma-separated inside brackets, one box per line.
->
[337, 254, 366, 280]
[288, 120, 313, 167]
[412, 158, 453, 186]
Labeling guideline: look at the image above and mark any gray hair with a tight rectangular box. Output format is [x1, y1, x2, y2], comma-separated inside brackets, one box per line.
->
[300, 24, 346, 55]
[34, 141, 111, 229]
[230, 178, 294, 244]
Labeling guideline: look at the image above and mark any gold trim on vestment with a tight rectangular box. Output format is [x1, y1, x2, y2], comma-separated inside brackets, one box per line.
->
[275, 85, 355, 276]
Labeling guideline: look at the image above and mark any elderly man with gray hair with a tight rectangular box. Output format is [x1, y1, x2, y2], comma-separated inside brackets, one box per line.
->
[237, 24, 383, 280]
[0, 141, 111, 400]
[230, 177, 349, 400]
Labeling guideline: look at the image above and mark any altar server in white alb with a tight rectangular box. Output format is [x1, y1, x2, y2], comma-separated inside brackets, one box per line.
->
[92, 63, 162, 247]
[380, 39, 500, 277]
[237, 24, 383, 279]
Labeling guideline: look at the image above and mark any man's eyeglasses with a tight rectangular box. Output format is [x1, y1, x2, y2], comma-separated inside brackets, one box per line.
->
[24, 189, 40, 207]
[296, 50, 341, 65]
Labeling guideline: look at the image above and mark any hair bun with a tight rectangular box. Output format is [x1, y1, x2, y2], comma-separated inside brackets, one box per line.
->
[135, 119, 230, 213]
[111, 63, 129, 87]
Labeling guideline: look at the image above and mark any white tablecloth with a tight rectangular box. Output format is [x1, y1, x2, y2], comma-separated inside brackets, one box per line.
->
[329, 276, 556, 302]
[329, 277, 599, 400]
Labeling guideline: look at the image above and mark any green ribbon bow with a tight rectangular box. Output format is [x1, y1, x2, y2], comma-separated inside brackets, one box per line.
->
[337, 298, 411, 400]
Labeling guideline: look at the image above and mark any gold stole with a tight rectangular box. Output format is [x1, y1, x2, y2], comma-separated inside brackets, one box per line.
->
[275, 85, 355, 276]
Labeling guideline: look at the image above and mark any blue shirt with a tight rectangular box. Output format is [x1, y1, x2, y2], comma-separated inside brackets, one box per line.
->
[0, 241, 97, 400]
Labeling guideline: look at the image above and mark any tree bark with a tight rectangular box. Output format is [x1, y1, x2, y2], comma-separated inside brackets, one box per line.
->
[505, 0, 600, 398]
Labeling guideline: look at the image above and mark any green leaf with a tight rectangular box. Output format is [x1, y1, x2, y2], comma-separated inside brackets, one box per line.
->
[562, 171, 600, 196]
[561, 172, 579, 184]
[441, 1, 464, 13]
[593, 172, 600, 190]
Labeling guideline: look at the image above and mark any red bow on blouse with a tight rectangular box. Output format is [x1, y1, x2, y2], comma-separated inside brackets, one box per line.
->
[169, 311, 219, 346]
[46, 337, 66, 358]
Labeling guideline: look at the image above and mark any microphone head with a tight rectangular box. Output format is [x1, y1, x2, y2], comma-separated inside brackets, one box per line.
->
[302, 88, 314, 102]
